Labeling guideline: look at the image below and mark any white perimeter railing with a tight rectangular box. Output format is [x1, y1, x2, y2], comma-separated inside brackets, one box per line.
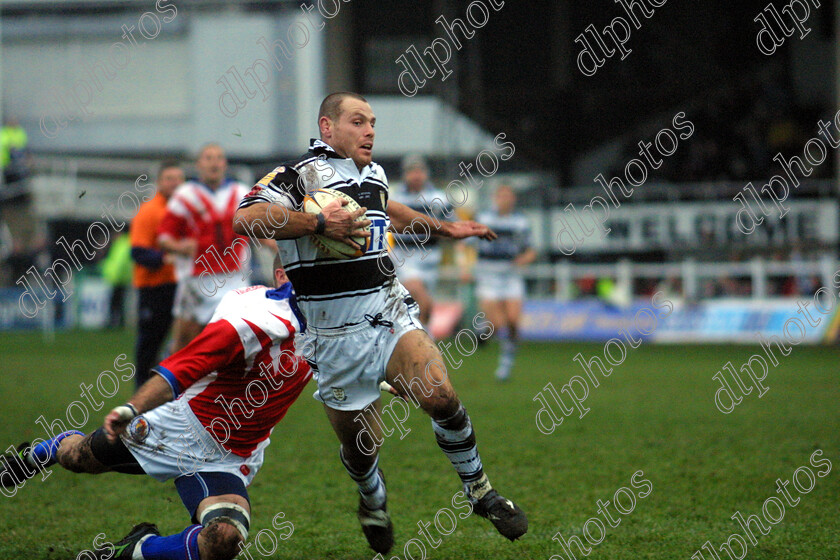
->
[435, 256, 838, 301]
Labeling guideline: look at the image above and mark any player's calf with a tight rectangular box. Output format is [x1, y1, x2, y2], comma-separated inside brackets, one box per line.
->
[55, 432, 108, 473]
[120, 504, 249, 560]
[388, 331, 459, 417]
[0, 429, 89, 490]
[431, 403, 529, 541]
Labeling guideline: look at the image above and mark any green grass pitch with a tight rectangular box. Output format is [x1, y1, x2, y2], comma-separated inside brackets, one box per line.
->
[0, 329, 838, 559]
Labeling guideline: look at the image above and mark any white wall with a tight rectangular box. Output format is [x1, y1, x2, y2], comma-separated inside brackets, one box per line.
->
[2, 7, 497, 160]
[2, 8, 325, 158]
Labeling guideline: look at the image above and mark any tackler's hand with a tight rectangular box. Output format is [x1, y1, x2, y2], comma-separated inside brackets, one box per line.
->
[104, 404, 138, 443]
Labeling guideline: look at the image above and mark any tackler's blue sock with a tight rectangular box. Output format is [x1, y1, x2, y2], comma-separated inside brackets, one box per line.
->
[29, 430, 85, 468]
[140, 525, 202, 560]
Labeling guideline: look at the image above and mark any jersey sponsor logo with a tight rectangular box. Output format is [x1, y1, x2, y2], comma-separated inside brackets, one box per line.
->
[366, 216, 388, 254]
[331, 387, 347, 402]
[240, 464, 251, 476]
[128, 416, 151, 443]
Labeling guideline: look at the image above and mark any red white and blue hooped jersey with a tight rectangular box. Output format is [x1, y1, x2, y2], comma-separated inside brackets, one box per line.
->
[158, 178, 251, 279]
[152, 283, 311, 458]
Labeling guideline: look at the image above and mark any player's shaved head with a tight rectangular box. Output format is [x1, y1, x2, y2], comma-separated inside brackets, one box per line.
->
[317, 93, 375, 169]
[195, 143, 227, 189]
[318, 92, 368, 124]
[197, 143, 224, 160]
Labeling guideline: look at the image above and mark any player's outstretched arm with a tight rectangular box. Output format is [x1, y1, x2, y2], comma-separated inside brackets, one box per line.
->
[104, 374, 174, 442]
[233, 199, 371, 250]
[445, 220, 498, 241]
[387, 200, 497, 241]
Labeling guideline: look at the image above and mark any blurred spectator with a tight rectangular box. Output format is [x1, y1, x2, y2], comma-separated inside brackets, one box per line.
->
[3, 233, 48, 288]
[5, 240, 34, 283]
[131, 159, 183, 387]
[101, 232, 132, 328]
[788, 244, 818, 296]
[655, 276, 684, 304]
[1, 117, 30, 184]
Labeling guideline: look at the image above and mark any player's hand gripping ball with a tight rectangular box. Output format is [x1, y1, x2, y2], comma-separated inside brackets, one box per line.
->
[303, 188, 370, 259]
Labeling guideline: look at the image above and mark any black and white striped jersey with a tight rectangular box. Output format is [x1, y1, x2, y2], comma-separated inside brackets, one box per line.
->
[239, 139, 394, 328]
[474, 210, 532, 274]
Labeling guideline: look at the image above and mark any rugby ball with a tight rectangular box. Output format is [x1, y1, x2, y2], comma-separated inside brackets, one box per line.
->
[302, 188, 369, 259]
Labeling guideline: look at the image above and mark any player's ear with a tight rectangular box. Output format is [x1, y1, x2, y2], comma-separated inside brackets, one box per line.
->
[318, 116, 332, 139]
[274, 266, 289, 287]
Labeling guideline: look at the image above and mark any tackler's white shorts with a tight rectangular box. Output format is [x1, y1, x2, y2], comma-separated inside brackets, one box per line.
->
[121, 397, 265, 486]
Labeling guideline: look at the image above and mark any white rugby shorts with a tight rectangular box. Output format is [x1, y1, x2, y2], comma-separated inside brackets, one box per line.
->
[120, 397, 265, 486]
[173, 274, 248, 325]
[305, 280, 424, 411]
[392, 247, 442, 290]
[476, 272, 525, 301]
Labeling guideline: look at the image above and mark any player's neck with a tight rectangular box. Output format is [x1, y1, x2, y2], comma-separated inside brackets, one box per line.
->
[320, 139, 367, 171]
[202, 179, 222, 191]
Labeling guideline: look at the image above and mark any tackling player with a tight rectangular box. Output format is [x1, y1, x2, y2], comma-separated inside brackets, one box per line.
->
[158, 144, 253, 352]
[388, 154, 453, 327]
[0, 258, 311, 560]
[234, 92, 528, 555]
[469, 184, 536, 380]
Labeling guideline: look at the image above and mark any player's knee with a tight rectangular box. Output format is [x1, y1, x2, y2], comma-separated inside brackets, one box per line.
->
[199, 503, 250, 560]
[424, 390, 460, 419]
[200, 521, 242, 560]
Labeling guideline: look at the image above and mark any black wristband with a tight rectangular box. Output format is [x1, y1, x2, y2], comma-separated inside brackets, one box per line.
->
[315, 212, 326, 235]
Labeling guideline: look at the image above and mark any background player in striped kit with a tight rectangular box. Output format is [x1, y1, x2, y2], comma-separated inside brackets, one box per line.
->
[469, 184, 536, 381]
[388, 154, 454, 328]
